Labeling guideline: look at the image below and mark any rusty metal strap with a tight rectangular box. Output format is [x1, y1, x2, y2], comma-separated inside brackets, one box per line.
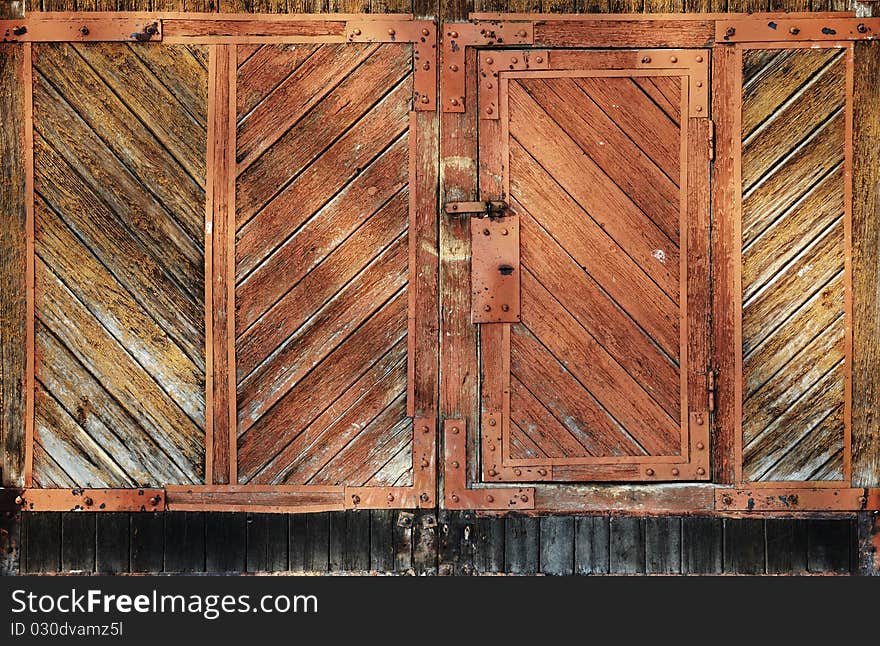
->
[717, 17, 880, 42]
[1, 18, 161, 42]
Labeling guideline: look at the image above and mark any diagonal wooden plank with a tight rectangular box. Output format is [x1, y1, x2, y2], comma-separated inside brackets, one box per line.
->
[744, 362, 845, 481]
[32, 442, 76, 489]
[521, 211, 680, 418]
[519, 77, 680, 242]
[237, 190, 406, 379]
[37, 259, 203, 482]
[742, 54, 845, 190]
[237, 235, 408, 424]
[743, 166, 844, 302]
[510, 151, 679, 359]
[33, 76, 202, 306]
[236, 136, 407, 331]
[510, 373, 590, 458]
[761, 405, 845, 482]
[745, 271, 844, 394]
[35, 383, 126, 488]
[252, 340, 407, 485]
[36, 321, 191, 484]
[237, 43, 378, 169]
[511, 323, 647, 458]
[633, 76, 680, 123]
[34, 136, 204, 367]
[509, 81, 679, 299]
[522, 272, 680, 455]
[743, 222, 844, 356]
[236, 43, 410, 223]
[509, 419, 550, 461]
[236, 289, 407, 481]
[235, 80, 410, 282]
[744, 318, 845, 441]
[310, 396, 410, 486]
[236, 43, 319, 120]
[235, 44, 262, 70]
[73, 43, 207, 190]
[574, 75, 680, 180]
[366, 442, 414, 487]
[742, 48, 780, 85]
[743, 47, 840, 138]
[36, 200, 204, 424]
[33, 43, 204, 245]
[129, 43, 209, 131]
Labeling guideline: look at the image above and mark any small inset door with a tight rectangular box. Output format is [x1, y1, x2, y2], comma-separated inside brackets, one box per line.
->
[474, 49, 712, 482]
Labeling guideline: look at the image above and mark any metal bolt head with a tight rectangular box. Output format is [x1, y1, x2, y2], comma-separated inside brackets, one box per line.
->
[150, 495, 161, 506]
[488, 469, 497, 476]
[420, 96, 429, 104]
[483, 228, 490, 236]
[535, 56, 543, 64]
[450, 98, 459, 106]
[420, 493, 430, 502]
[353, 28, 361, 36]
[520, 495, 529, 503]
[422, 425, 430, 434]
[696, 414, 704, 425]
[695, 55, 703, 63]
[696, 441, 705, 450]
[387, 493, 395, 502]
[423, 28, 430, 37]
[449, 64, 459, 72]
[671, 468, 679, 476]
[488, 418, 496, 426]
[696, 467, 706, 476]
[857, 23, 868, 34]
[696, 81, 703, 88]
[485, 57, 493, 65]
[486, 107, 494, 115]
[452, 426, 460, 434]
[451, 494, 460, 502]
[859, 496, 868, 505]
[483, 305, 491, 312]
[501, 228, 509, 235]
[642, 56, 651, 64]
[645, 468, 655, 476]
[450, 31, 459, 39]
[388, 28, 396, 36]
[352, 494, 361, 504]
[84, 497, 93, 507]
[501, 304, 510, 312]
[789, 27, 800, 35]
[14, 496, 23, 506]
[696, 106, 703, 113]
[514, 468, 522, 476]
[670, 56, 678, 63]
[486, 82, 493, 89]
[722, 494, 733, 506]
[517, 29, 527, 38]
[510, 57, 518, 64]
[486, 495, 495, 503]
[80, 26, 90, 36]
[726, 27, 736, 37]
[537, 468, 547, 476]
[452, 461, 460, 469]
[422, 62, 431, 71]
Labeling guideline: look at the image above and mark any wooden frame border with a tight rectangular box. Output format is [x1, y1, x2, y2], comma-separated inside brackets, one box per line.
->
[724, 40, 855, 489]
[11, 13, 439, 513]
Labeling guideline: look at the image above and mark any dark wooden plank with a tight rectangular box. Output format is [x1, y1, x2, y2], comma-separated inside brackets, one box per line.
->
[645, 517, 681, 574]
[723, 518, 766, 574]
[474, 515, 505, 574]
[164, 512, 205, 573]
[0, 512, 21, 575]
[413, 510, 438, 575]
[329, 510, 346, 572]
[856, 512, 880, 576]
[610, 516, 645, 574]
[345, 510, 371, 572]
[25, 512, 61, 573]
[852, 40, 880, 488]
[505, 515, 540, 574]
[289, 514, 308, 573]
[682, 517, 722, 574]
[60, 513, 96, 573]
[370, 509, 394, 573]
[438, 509, 473, 576]
[575, 516, 610, 575]
[807, 519, 852, 574]
[206, 513, 246, 573]
[0, 44, 26, 488]
[96, 512, 129, 574]
[766, 519, 808, 574]
[130, 512, 164, 574]
[540, 516, 574, 575]
[246, 513, 288, 573]
[393, 510, 413, 573]
[305, 512, 330, 573]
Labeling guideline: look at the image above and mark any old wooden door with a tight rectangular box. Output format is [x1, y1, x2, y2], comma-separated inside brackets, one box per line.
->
[470, 49, 712, 483]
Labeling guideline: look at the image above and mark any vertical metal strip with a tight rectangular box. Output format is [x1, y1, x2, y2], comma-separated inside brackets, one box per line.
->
[23, 42, 34, 488]
[407, 110, 416, 419]
[679, 73, 690, 457]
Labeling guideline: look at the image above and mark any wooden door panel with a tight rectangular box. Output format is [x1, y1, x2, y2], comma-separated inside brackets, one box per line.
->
[32, 42, 208, 487]
[233, 42, 425, 491]
[476, 50, 711, 483]
[739, 44, 851, 484]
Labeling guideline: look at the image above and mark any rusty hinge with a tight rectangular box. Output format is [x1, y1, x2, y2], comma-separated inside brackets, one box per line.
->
[445, 200, 507, 216]
[707, 369, 716, 414]
[707, 119, 715, 162]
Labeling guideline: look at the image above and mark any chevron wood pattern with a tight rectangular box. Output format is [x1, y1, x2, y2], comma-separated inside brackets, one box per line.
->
[503, 75, 685, 464]
[740, 46, 850, 483]
[31, 42, 208, 487]
[234, 43, 416, 487]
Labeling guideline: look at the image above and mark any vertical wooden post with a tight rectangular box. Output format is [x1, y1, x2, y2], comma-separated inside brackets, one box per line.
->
[206, 44, 237, 485]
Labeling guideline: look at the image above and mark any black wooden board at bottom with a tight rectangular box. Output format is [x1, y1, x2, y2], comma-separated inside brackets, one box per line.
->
[4, 512, 861, 575]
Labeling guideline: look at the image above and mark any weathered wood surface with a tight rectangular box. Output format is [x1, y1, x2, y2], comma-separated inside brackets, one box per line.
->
[234, 43, 417, 489]
[0, 43, 26, 488]
[740, 46, 848, 483]
[31, 42, 207, 487]
[851, 40, 880, 488]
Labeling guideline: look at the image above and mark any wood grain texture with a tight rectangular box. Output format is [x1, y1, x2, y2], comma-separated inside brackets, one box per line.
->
[32, 43, 207, 487]
[0, 44, 26, 487]
[851, 40, 880, 488]
[741, 46, 848, 483]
